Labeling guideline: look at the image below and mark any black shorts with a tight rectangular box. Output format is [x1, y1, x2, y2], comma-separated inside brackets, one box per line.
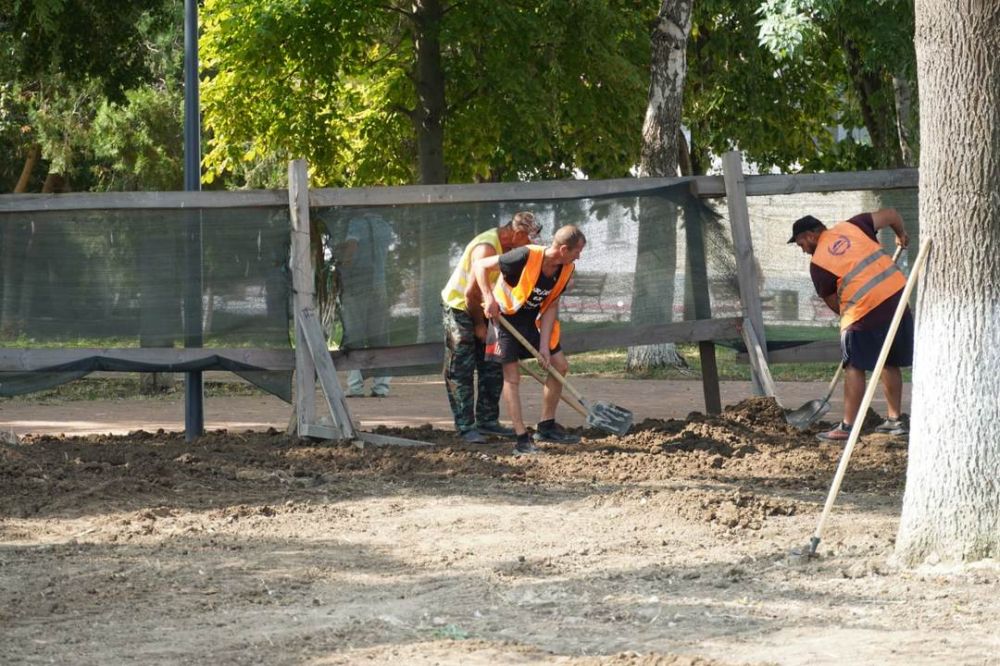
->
[841, 309, 914, 371]
[485, 317, 561, 364]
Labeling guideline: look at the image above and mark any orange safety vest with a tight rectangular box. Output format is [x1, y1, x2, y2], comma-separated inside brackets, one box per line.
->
[811, 221, 906, 330]
[493, 245, 574, 349]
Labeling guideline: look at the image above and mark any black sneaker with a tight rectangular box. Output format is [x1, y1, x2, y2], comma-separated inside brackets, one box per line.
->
[477, 421, 516, 438]
[460, 429, 487, 444]
[513, 433, 539, 456]
[533, 421, 580, 444]
[875, 417, 908, 436]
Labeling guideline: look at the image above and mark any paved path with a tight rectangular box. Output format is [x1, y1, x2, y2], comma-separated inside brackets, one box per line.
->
[0, 375, 911, 437]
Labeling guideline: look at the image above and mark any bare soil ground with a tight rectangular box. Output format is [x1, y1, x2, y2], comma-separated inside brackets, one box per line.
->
[2, 394, 999, 665]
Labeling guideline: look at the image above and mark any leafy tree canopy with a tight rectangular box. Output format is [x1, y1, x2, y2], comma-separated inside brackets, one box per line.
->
[754, 0, 917, 168]
[200, 0, 654, 186]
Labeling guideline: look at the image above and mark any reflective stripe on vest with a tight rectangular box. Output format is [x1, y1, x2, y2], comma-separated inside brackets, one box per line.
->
[811, 221, 906, 329]
[494, 245, 574, 349]
[440, 228, 502, 311]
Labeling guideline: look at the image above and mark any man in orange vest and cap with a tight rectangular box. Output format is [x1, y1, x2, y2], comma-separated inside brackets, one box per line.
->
[789, 209, 912, 441]
[473, 225, 586, 455]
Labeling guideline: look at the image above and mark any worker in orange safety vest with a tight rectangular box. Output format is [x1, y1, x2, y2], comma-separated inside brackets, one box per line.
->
[473, 224, 586, 455]
[789, 209, 912, 441]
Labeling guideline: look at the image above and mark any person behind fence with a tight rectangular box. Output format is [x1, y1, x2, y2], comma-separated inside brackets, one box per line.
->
[441, 211, 542, 444]
[788, 209, 912, 442]
[337, 211, 395, 398]
[475, 224, 586, 456]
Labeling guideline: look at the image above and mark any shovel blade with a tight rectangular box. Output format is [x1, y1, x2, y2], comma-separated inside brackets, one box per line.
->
[784, 398, 831, 429]
[586, 401, 634, 436]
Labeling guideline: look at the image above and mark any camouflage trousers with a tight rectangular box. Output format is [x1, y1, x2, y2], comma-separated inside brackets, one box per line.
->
[442, 305, 503, 432]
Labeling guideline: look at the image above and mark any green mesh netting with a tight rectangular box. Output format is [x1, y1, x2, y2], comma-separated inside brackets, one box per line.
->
[314, 183, 741, 375]
[711, 187, 920, 348]
[0, 207, 292, 399]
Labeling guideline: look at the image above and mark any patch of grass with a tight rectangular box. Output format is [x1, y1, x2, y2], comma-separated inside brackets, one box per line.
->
[565, 345, 840, 382]
[566, 344, 911, 382]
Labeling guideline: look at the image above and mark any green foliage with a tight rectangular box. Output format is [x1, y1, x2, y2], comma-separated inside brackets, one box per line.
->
[91, 86, 184, 190]
[753, 0, 917, 169]
[200, 0, 652, 186]
[0, 0, 180, 190]
[686, 1, 862, 173]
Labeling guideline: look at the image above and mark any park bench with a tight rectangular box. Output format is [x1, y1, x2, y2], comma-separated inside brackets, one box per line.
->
[562, 271, 609, 316]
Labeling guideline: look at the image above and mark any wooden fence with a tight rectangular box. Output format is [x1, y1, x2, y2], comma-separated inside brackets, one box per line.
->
[0, 157, 918, 433]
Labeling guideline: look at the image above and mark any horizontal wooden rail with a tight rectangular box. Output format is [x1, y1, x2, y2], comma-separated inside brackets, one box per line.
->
[691, 168, 917, 198]
[0, 190, 288, 212]
[0, 317, 742, 373]
[735, 339, 841, 364]
[0, 348, 297, 372]
[0, 169, 919, 213]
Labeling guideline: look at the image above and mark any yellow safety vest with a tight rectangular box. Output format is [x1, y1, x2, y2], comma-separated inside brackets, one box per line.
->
[441, 229, 502, 311]
[493, 245, 574, 348]
[811, 222, 906, 330]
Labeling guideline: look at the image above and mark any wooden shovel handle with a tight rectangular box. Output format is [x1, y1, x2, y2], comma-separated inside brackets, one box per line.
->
[518, 360, 590, 418]
[495, 315, 588, 404]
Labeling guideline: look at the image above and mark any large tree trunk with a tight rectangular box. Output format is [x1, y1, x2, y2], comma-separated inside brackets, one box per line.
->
[894, 0, 1000, 566]
[411, 0, 450, 342]
[626, 0, 692, 372]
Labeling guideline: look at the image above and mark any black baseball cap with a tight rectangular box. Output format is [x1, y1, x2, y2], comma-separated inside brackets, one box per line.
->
[787, 215, 825, 243]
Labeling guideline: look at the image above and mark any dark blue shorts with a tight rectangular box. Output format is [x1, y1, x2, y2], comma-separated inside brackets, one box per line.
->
[841, 309, 914, 371]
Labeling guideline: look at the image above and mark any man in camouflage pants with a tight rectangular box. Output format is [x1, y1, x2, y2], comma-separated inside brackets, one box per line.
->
[441, 212, 541, 443]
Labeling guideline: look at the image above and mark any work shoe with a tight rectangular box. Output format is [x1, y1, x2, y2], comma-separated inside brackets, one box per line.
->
[460, 429, 487, 444]
[875, 416, 908, 436]
[369, 389, 389, 398]
[816, 423, 851, 442]
[513, 434, 540, 456]
[533, 421, 580, 445]
[345, 389, 366, 398]
[477, 421, 516, 438]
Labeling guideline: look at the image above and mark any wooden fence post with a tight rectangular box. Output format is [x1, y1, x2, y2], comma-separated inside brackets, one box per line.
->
[288, 159, 316, 433]
[683, 198, 722, 414]
[722, 151, 768, 395]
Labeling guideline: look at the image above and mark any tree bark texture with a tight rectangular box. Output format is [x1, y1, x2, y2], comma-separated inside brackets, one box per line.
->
[892, 73, 918, 167]
[411, 0, 451, 342]
[626, 0, 692, 372]
[895, 0, 1000, 566]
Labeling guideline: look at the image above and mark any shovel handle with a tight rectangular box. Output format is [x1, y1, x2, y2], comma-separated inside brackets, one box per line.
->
[518, 360, 590, 418]
[495, 315, 588, 404]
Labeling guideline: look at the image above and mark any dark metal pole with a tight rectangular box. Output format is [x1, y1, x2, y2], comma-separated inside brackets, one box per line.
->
[183, 0, 204, 440]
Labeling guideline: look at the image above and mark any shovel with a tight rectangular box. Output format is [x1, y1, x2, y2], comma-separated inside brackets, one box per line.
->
[783, 246, 904, 430]
[496, 316, 634, 436]
[784, 363, 843, 429]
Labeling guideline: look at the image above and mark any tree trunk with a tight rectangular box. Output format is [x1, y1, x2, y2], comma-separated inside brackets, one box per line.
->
[411, 0, 450, 342]
[14, 144, 41, 193]
[843, 39, 903, 168]
[892, 73, 918, 167]
[894, 0, 1000, 566]
[626, 0, 692, 372]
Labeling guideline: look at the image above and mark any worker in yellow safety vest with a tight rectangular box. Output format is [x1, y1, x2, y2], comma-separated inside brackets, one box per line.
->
[789, 209, 912, 441]
[474, 225, 586, 455]
[441, 212, 541, 444]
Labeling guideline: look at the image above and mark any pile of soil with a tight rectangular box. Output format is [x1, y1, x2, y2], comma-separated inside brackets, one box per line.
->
[0, 398, 906, 524]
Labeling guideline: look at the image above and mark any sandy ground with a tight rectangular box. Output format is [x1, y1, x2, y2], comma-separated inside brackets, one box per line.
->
[0, 374, 911, 437]
[3, 380, 998, 666]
